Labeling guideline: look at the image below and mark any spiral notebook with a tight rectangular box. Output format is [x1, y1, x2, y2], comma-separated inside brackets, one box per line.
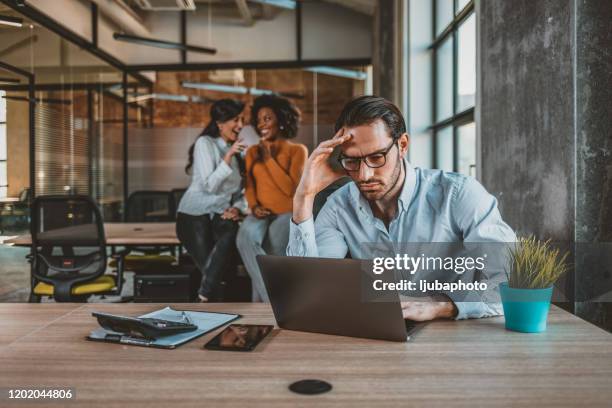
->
[86, 307, 241, 349]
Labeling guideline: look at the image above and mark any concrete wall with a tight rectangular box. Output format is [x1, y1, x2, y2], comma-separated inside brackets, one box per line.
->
[573, 0, 612, 329]
[184, 7, 296, 63]
[480, 0, 575, 240]
[479, 0, 612, 329]
[373, 0, 399, 103]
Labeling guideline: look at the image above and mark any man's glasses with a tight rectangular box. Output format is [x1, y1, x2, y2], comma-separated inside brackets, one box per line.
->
[338, 139, 397, 171]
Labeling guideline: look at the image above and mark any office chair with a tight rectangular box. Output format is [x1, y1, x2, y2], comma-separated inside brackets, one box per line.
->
[126, 190, 175, 223]
[114, 191, 176, 273]
[312, 177, 352, 219]
[0, 187, 31, 234]
[29, 195, 125, 302]
[312, 177, 353, 259]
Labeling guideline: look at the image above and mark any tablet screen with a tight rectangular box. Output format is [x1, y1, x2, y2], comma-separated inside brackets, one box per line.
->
[204, 324, 273, 351]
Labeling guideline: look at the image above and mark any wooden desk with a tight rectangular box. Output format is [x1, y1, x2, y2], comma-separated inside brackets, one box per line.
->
[1, 303, 611, 407]
[3, 223, 179, 247]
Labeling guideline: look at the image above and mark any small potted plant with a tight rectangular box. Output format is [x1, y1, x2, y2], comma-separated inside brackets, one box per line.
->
[500, 237, 569, 333]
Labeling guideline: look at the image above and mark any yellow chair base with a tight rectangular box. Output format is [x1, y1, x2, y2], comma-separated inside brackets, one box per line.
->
[33, 275, 116, 296]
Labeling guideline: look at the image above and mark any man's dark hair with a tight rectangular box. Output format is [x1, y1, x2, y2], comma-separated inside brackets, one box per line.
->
[334, 95, 406, 139]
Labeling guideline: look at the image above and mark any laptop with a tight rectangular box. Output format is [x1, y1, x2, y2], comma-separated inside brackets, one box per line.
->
[256, 255, 421, 342]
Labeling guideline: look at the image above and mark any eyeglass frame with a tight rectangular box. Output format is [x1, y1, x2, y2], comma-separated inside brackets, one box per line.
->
[337, 138, 399, 171]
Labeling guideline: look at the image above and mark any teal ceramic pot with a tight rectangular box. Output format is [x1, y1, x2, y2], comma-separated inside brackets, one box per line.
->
[500, 282, 553, 333]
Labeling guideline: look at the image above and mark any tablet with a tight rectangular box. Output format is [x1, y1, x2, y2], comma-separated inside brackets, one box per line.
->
[204, 324, 273, 351]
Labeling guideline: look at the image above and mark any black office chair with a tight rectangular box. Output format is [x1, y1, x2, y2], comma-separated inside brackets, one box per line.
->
[313, 177, 352, 219]
[312, 177, 353, 259]
[116, 190, 176, 272]
[29, 195, 125, 302]
[126, 190, 175, 223]
[0, 187, 31, 234]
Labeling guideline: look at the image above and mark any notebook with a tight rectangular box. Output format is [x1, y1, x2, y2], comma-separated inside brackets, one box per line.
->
[86, 307, 241, 349]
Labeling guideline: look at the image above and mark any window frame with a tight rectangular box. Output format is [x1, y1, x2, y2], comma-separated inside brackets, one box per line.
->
[0, 90, 7, 195]
[430, 0, 475, 172]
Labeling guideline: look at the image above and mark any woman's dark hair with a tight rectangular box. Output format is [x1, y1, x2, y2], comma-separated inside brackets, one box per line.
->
[334, 95, 406, 140]
[185, 98, 245, 174]
[250, 94, 300, 139]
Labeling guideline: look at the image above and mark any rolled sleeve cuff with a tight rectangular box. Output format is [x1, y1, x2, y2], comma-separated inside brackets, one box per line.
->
[286, 217, 316, 257]
[446, 291, 504, 320]
[453, 302, 485, 320]
[217, 160, 233, 177]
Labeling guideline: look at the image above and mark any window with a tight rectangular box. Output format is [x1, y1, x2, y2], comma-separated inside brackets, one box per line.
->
[0, 90, 7, 197]
[431, 0, 476, 174]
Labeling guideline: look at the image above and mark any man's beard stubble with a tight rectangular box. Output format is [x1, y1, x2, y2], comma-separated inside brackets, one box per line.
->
[358, 155, 404, 202]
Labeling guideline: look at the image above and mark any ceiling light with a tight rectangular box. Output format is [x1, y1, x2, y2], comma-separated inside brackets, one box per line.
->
[0, 15, 23, 27]
[128, 93, 189, 103]
[134, 0, 196, 11]
[181, 81, 304, 99]
[250, 0, 296, 10]
[181, 81, 274, 96]
[305, 66, 368, 80]
[127, 93, 216, 104]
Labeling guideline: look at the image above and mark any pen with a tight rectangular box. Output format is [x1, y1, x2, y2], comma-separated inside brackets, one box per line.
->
[181, 311, 194, 325]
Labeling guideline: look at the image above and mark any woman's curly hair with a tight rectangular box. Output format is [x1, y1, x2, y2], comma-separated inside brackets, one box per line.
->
[250, 94, 301, 139]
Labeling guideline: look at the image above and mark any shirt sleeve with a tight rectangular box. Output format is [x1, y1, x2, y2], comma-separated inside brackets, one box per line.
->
[195, 138, 233, 193]
[449, 177, 516, 320]
[286, 200, 348, 258]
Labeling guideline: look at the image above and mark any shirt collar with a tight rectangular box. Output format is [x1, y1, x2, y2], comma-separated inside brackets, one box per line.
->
[398, 159, 417, 212]
[348, 157, 417, 216]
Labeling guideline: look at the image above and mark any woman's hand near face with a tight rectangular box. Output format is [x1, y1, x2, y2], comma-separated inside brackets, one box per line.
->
[252, 205, 272, 219]
[257, 141, 273, 161]
[224, 138, 246, 164]
[221, 207, 242, 221]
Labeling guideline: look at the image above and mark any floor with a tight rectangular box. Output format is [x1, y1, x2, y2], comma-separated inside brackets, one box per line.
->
[0, 239, 134, 302]
[0, 243, 30, 302]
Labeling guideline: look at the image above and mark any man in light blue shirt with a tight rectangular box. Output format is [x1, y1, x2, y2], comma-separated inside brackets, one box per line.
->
[287, 96, 516, 321]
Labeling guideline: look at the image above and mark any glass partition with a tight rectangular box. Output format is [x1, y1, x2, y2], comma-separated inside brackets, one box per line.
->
[127, 67, 369, 195]
[0, 10, 130, 223]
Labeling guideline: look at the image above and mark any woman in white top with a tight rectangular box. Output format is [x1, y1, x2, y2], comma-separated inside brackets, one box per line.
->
[176, 99, 247, 302]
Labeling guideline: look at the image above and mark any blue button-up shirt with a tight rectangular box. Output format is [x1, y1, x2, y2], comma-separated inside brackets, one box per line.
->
[286, 160, 516, 319]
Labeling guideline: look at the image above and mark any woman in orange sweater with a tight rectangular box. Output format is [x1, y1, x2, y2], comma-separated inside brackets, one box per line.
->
[236, 95, 307, 301]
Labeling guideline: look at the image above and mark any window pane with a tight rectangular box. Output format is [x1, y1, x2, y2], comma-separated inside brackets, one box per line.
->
[0, 161, 6, 187]
[436, 126, 453, 172]
[456, 0, 471, 13]
[436, 0, 454, 36]
[0, 90, 5, 122]
[0, 186, 6, 198]
[436, 37, 453, 122]
[0, 124, 6, 160]
[409, 131, 433, 169]
[458, 122, 476, 176]
[457, 13, 476, 112]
